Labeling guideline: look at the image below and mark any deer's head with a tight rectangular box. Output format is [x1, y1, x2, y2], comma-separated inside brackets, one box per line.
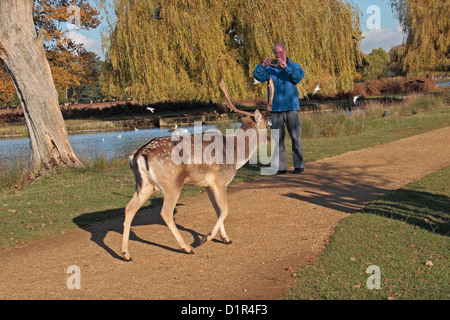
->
[219, 78, 273, 143]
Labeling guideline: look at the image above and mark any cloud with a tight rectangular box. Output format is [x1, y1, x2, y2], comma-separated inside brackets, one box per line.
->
[66, 30, 104, 59]
[360, 24, 406, 54]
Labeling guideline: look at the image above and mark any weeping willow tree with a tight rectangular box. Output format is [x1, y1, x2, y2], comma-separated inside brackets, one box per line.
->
[100, 0, 361, 103]
[389, 0, 449, 74]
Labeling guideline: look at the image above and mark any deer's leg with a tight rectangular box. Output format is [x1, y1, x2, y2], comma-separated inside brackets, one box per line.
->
[122, 183, 154, 261]
[201, 184, 230, 245]
[160, 186, 193, 254]
[205, 186, 232, 244]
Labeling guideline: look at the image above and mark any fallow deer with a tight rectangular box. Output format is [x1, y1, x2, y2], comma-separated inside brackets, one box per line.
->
[121, 79, 274, 261]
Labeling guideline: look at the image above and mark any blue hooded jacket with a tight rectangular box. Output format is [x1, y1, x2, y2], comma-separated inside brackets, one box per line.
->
[253, 58, 304, 112]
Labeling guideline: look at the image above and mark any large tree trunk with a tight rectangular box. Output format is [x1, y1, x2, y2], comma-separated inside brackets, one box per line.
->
[0, 0, 83, 172]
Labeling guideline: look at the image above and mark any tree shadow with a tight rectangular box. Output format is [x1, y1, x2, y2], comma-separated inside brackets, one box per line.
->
[361, 188, 449, 236]
[73, 203, 204, 261]
[241, 161, 449, 236]
[232, 162, 392, 214]
[282, 177, 388, 214]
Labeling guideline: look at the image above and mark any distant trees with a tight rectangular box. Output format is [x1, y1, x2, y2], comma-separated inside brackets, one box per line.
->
[75, 52, 104, 103]
[48, 43, 101, 104]
[360, 48, 391, 80]
[100, 0, 362, 102]
[388, 0, 449, 74]
[62, 52, 104, 104]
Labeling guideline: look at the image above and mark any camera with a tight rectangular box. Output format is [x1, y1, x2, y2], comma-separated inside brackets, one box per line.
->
[271, 59, 278, 65]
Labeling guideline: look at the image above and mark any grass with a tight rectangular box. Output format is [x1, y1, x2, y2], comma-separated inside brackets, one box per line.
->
[0, 94, 449, 249]
[302, 105, 449, 164]
[0, 157, 32, 191]
[283, 166, 449, 300]
[300, 92, 448, 140]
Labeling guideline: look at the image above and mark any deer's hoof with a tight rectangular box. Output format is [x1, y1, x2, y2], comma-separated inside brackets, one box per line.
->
[200, 233, 211, 245]
[122, 252, 133, 262]
[222, 238, 233, 245]
[183, 247, 195, 254]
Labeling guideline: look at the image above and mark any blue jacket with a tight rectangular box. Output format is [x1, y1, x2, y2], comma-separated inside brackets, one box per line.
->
[253, 58, 304, 112]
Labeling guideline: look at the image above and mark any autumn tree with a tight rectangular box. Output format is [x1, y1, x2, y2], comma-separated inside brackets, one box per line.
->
[100, 0, 361, 103]
[0, 0, 99, 172]
[388, 0, 449, 74]
[0, 1, 101, 105]
[389, 44, 407, 76]
[75, 52, 104, 103]
[47, 43, 100, 103]
[36, 0, 101, 102]
[0, 64, 17, 107]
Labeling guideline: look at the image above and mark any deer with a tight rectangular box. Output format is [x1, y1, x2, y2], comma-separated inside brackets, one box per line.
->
[121, 78, 274, 261]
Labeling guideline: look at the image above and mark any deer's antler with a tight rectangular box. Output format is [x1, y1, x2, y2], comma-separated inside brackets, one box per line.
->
[261, 78, 274, 117]
[220, 78, 274, 118]
[266, 78, 274, 112]
[219, 79, 253, 117]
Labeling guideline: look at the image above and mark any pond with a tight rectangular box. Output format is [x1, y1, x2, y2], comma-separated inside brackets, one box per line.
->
[0, 124, 218, 167]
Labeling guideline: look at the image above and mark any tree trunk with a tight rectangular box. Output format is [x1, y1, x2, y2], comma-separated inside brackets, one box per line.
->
[0, 0, 83, 172]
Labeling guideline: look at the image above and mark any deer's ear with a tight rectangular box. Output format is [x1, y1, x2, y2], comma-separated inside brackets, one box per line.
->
[254, 109, 263, 124]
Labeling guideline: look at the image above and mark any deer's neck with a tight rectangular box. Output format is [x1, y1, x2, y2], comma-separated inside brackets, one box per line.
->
[231, 121, 259, 170]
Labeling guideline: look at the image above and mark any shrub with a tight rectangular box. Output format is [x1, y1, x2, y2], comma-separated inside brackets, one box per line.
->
[351, 77, 438, 98]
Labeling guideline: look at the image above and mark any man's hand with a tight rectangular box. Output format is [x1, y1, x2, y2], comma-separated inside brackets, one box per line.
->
[262, 58, 286, 68]
[278, 59, 287, 68]
[262, 58, 272, 67]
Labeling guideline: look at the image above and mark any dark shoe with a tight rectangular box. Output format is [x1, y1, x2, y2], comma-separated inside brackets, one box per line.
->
[276, 170, 287, 175]
[291, 167, 304, 174]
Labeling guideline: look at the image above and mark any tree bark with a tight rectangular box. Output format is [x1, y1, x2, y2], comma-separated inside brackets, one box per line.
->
[0, 0, 83, 172]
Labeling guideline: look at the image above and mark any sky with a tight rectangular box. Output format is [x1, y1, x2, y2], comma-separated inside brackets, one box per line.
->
[355, 0, 406, 53]
[66, 0, 406, 60]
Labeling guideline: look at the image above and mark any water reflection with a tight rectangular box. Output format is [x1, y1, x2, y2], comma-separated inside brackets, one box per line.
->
[0, 124, 217, 166]
[436, 81, 449, 86]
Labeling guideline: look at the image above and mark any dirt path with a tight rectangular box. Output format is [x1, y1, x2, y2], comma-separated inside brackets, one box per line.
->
[1, 127, 449, 300]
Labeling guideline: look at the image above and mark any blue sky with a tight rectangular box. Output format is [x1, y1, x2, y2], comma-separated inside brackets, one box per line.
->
[66, 0, 405, 60]
[355, 0, 405, 53]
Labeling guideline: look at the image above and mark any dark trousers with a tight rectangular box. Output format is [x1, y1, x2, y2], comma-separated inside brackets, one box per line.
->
[270, 110, 304, 171]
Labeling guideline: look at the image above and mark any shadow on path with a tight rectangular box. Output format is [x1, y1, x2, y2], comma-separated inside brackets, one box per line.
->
[233, 162, 392, 214]
[73, 204, 203, 261]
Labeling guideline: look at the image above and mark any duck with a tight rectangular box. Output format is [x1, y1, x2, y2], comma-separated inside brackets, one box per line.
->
[169, 124, 189, 135]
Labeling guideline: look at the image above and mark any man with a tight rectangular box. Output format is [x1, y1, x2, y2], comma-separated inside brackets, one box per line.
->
[253, 43, 305, 174]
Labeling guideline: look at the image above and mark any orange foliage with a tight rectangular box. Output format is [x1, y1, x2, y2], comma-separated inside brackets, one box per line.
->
[0, 1, 100, 106]
[0, 65, 17, 106]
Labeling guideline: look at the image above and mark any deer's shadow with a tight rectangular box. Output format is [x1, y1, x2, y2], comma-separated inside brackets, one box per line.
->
[73, 203, 204, 261]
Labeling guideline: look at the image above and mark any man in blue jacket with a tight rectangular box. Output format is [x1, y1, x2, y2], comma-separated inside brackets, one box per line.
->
[253, 43, 305, 174]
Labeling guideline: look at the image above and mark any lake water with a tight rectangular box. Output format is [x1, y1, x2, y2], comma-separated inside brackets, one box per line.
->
[436, 81, 450, 86]
[0, 124, 218, 167]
